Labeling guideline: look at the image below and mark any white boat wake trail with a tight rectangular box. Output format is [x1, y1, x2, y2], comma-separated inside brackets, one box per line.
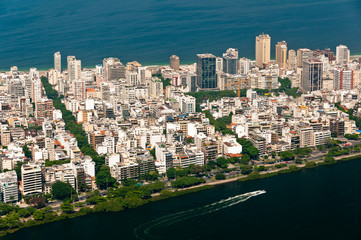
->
[134, 190, 266, 240]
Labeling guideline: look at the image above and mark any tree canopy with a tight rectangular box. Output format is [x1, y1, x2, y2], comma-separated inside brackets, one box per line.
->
[51, 181, 76, 200]
[96, 165, 118, 190]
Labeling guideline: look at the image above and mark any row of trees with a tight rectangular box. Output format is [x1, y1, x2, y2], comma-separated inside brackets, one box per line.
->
[171, 176, 206, 188]
[41, 77, 117, 188]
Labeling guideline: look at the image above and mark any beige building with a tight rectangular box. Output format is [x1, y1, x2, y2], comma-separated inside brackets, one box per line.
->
[255, 34, 271, 68]
[299, 127, 314, 148]
[297, 49, 313, 67]
[170, 55, 180, 71]
[275, 41, 287, 69]
[1, 129, 11, 146]
[288, 50, 297, 69]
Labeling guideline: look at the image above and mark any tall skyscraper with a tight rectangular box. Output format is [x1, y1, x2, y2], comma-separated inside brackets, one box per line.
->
[216, 57, 223, 74]
[297, 49, 313, 67]
[68, 59, 82, 81]
[169, 55, 180, 71]
[288, 50, 297, 69]
[67, 56, 76, 74]
[301, 59, 323, 92]
[73, 79, 86, 101]
[255, 34, 271, 68]
[334, 68, 353, 90]
[31, 78, 42, 103]
[54, 52, 61, 72]
[222, 48, 239, 74]
[196, 54, 217, 90]
[275, 41, 287, 69]
[336, 45, 350, 65]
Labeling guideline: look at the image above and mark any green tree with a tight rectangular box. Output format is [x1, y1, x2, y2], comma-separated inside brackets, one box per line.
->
[295, 158, 303, 164]
[60, 201, 74, 213]
[122, 179, 138, 186]
[305, 161, 317, 168]
[96, 165, 118, 189]
[166, 167, 177, 179]
[215, 173, 226, 180]
[22, 144, 32, 159]
[171, 176, 205, 188]
[216, 157, 228, 168]
[149, 148, 156, 159]
[33, 210, 45, 220]
[240, 165, 253, 175]
[279, 151, 295, 161]
[324, 156, 336, 165]
[51, 181, 76, 200]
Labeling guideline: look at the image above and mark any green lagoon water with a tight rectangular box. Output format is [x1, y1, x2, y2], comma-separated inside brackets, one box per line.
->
[5, 160, 361, 240]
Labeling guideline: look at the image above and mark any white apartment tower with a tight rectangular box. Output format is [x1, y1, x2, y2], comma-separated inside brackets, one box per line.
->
[336, 45, 350, 65]
[68, 59, 82, 81]
[54, 52, 61, 72]
[334, 68, 353, 90]
[21, 164, 43, 196]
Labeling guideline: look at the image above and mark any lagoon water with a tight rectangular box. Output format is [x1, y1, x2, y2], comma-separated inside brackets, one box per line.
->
[5, 160, 361, 240]
[1, 0, 361, 69]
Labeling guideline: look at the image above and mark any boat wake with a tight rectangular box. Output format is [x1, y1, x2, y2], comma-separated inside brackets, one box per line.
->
[134, 190, 266, 240]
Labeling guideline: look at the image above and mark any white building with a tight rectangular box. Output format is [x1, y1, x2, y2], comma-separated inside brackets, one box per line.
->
[336, 45, 350, 65]
[21, 163, 43, 196]
[0, 171, 19, 203]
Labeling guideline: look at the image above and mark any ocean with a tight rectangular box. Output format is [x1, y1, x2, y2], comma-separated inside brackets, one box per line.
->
[0, 0, 361, 70]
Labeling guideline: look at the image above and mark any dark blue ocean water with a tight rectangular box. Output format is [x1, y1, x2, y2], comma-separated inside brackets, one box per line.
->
[1, 0, 361, 69]
[5, 160, 361, 240]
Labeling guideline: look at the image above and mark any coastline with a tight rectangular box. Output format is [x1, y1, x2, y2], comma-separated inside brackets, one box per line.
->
[1, 54, 361, 72]
[2, 152, 361, 238]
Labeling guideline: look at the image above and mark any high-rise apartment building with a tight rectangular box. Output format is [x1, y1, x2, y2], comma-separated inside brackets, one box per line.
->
[31, 78, 42, 103]
[103, 57, 126, 81]
[301, 59, 323, 92]
[68, 58, 81, 81]
[239, 58, 251, 74]
[67, 56, 76, 75]
[0, 171, 19, 203]
[288, 50, 297, 69]
[73, 79, 86, 101]
[35, 99, 54, 123]
[297, 49, 313, 67]
[21, 163, 43, 196]
[196, 54, 217, 90]
[334, 68, 353, 90]
[169, 55, 180, 71]
[299, 127, 315, 148]
[275, 41, 287, 69]
[54, 52, 61, 72]
[255, 34, 271, 68]
[150, 78, 164, 97]
[9, 79, 25, 102]
[222, 48, 239, 74]
[336, 45, 350, 65]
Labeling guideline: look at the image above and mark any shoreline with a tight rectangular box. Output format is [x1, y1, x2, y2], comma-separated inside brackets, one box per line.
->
[1, 54, 361, 72]
[2, 152, 361, 238]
